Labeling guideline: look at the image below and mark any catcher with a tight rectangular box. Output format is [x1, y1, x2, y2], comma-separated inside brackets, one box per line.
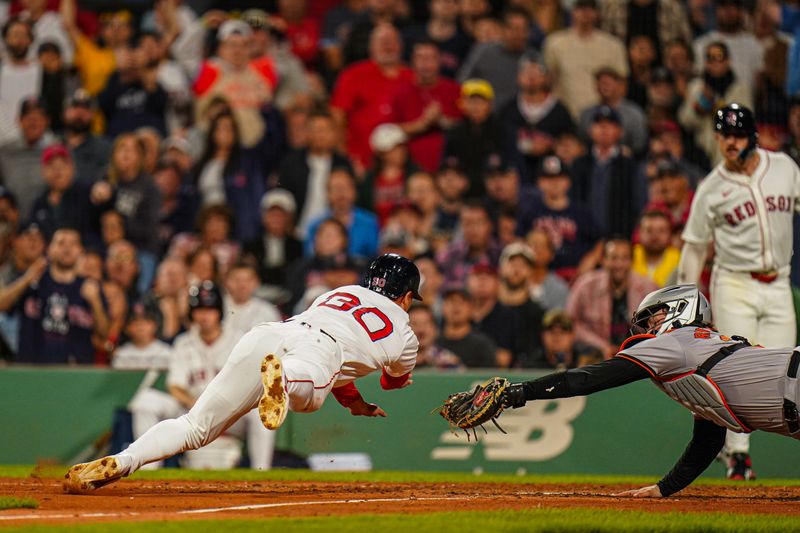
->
[437, 284, 800, 497]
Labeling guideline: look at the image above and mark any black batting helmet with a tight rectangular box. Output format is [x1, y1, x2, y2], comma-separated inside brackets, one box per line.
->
[188, 280, 224, 318]
[715, 103, 757, 160]
[362, 253, 423, 301]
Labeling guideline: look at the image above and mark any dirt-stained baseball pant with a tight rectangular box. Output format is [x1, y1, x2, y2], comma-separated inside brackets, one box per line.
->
[120, 323, 340, 473]
[711, 267, 797, 454]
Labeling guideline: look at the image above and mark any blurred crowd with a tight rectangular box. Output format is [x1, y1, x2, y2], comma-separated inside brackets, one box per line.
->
[0, 0, 797, 375]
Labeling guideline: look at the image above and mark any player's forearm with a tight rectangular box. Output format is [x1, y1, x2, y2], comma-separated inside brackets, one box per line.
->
[518, 357, 650, 402]
[657, 418, 726, 497]
[380, 369, 410, 390]
[331, 381, 363, 407]
[677, 242, 707, 284]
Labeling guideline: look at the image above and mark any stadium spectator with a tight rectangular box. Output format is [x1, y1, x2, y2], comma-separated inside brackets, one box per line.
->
[571, 105, 645, 239]
[60, 89, 112, 184]
[332, 22, 413, 171]
[543, 0, 628, 118]
[442, 79, 502, 195]
[632, 209, 680, 287]
[402, 0, 471, 78]
[17, 0, 73, 67]
[99, 210, 125, 252]
[438, 286, 498, 368]
[678, 41, 752, 165]
[663, 39, 695, 102]
[645, 159, 694, 245]
[277, 111, 352, 238]
[645, 67, 681, 123]
[193, 19, 278, 149]
[466, 263, 515, 368]
[305, 166, 379, 259]
[578, 67, 648, 156]
[321, 0, 369, 74]
[273, 0, 320, 69]
[186, 246, 220, 286]
[141, 257, 190, 343]
[341, 0, 404, 67]
[525, 228, 570, 311]
[600, 0, 691, 61]
[37, 41, 71, 135]
[533, 309, 603, 369]
[29, 143, 96, 244]
[0, 17, 42, 145]
[414, 253, 444, 316]
[286, 218, 350, 310]
[136, 31, 191, 135]
[106, 239, 140, 305]
[392, 39, 461, 173]
[432, 157, 469, 238]
[243, 189, 303, 290]
[499, 52, 574, 183]
[0, 227, 108, 365]
[136, 127, 163, 176]
[222, 261, 281, 337]
[458, 7, 533, 110]
[111, 303, 171, 370]
[567, 237, 657, 358]
[293, 251, 363, 313]
[693, 0, 763, 92]
[169, 204, 240, 278]
[408, 302, 463, 369]
[153, 160, 198, 255]
[0, 97, 54, 219]
[458, 0, 492, 40]
[437, 199, 502, 285]
[91, 133, 161, 293]
[496, 242, 546, 367]
[483, 152, 539, 222]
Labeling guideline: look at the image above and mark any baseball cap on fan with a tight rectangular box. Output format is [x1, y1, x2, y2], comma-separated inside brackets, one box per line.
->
[41, 144, 71, 165]
[500, 242, 535, 266]
[461, 79, 495, 100]
[370, 123, 407, 153]
[536, 155, 568, 178]
[218, 19, 253, 41]
[260, 188, 297, 214]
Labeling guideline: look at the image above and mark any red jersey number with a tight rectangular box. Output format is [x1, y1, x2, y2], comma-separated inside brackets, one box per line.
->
[318, 292, 394, 342]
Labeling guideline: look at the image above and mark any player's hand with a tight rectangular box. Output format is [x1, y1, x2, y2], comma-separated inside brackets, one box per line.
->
[400, 379, 413, 389]
[612, 484, 663, 498]
[348, 399, 387, 418]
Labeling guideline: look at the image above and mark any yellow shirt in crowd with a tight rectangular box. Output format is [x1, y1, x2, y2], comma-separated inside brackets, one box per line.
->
[632, 244, 681, 287]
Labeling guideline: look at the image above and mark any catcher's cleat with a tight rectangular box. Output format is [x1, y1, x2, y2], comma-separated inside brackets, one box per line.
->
[63, 456, 126, 493]
[726, 452, 756, 481]
[259, 354, 287, 430]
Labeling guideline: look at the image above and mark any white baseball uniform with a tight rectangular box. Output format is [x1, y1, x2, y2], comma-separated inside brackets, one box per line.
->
[118, 285, 418, 474]
[681, 148, 800, 453]
[223, 295, 282, 337]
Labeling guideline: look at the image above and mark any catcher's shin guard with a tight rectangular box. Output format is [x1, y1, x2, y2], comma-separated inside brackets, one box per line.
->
[259, 354, 287, 430]
[63, 455, 127, 493]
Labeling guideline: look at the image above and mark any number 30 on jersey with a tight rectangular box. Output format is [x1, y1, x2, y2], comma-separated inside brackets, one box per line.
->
[318, 292, 394, 342]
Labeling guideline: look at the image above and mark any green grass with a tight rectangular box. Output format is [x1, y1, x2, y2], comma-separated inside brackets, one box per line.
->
[2, 464, 799, 488]
[0, 496, 38, 510]
[3, 508, 799, 533]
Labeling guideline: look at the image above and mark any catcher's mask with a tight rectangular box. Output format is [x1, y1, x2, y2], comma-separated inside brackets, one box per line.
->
[630, 284, 711, 336]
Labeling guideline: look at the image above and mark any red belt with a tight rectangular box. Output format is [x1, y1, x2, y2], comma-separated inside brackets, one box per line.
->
[750, 271, 779, 283]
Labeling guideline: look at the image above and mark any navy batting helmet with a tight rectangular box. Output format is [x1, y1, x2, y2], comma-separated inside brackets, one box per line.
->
[362, 253, 423, 301]
[715, 103, 757, 160]
[188, 280, 224, 317]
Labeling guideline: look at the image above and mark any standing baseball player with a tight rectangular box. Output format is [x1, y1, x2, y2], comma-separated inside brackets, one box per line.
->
[64, 254, 421, 492]
[677, 102, 800, 479]
[441, 284, 800, 497]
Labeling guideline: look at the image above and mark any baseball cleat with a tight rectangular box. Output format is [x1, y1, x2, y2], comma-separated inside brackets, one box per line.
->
[259, 354, 287, 430]
[726, 452, 756, 481]
[63, 456, 126, 493]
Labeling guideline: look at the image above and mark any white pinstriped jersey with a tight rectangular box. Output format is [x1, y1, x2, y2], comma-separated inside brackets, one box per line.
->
[682, 149, 800, 272]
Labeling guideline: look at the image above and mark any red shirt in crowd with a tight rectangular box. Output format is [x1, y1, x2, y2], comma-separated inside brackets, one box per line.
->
[283, 17, 321, 67]
[391, 77, 462, 173]
[331, 60, 414, 169]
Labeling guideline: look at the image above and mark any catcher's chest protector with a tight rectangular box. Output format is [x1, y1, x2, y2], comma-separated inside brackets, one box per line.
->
[656, 373, 751, 433]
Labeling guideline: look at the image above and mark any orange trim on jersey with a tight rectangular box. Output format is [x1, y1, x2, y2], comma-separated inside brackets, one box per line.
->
[618, 333, 656, 351]
[615, 354, 656, 378]
[656, 370, 696, 382]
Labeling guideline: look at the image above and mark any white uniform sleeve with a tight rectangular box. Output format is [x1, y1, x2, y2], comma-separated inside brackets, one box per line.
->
[681, 183, 713, 244]
[384, 325, 419, 377]
[166, 339, 190, 390]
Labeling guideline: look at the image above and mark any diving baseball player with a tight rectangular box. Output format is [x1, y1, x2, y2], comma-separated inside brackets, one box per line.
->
[484, 284, 800, 497]
[677, 103, 800, 479]
[64, 254, 420, 492]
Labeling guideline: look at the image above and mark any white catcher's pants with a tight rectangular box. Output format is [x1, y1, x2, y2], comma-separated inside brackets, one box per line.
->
[121, 323, 341, 473]
[711, 267, 797, 455]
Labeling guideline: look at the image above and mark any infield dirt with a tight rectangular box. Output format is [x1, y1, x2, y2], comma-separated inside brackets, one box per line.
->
[1, 477, 799, 527]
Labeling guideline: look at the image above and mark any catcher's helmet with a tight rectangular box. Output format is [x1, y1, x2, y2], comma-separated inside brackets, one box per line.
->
[188, 280, 224, 317]
[715, 102, 757, 160]
[362, 253, 423, 301]
[630, 284, 711, 336]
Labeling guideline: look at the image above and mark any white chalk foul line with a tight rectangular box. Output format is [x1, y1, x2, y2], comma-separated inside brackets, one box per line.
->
[0, 495, 473, 522]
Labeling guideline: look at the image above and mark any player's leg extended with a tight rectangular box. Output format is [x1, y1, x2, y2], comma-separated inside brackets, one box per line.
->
[755, 277, 797, 349]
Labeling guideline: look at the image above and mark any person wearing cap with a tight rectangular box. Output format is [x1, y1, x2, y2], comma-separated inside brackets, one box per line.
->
[467, 262, 520, 368]
[60, 89, 112, 184]
[518, 155, 600, 282]
[443, 79, 503, 195]
[535, 309, 602, 370]
[434, 156, 470, 234]
[458, 7, 533, 110]
[599, 0, 690, 63]
[29, 143, 96, 244]
[499, 51, 574, 183]
[483, 151, 539, 222]
[646, 67, 681, 124]
[643, 158, 694, 245]
[0, 17, 42, 146]
[678, 41, 752, 164]
[439, 286, 499, 368]
[571, 104, 644, 239]
[542, 0, 628, 119]
[331, 23, 414, 170]
[437, 199, 502, 285]
[0, 97, 55, 220]
[578, 67, 648, 156]
[692, 0, 763, 93]
[193, 18, 278, 149]
[361, 123, 419, 226]
[243, 188, 303, 289]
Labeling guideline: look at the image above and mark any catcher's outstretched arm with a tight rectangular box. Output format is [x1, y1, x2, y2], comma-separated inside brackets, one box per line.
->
[505, 357, 651, 407]
[657, 418, 726, 496]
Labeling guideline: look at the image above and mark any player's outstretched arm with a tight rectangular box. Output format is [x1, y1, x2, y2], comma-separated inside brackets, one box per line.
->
[331, 382, 388, 417]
